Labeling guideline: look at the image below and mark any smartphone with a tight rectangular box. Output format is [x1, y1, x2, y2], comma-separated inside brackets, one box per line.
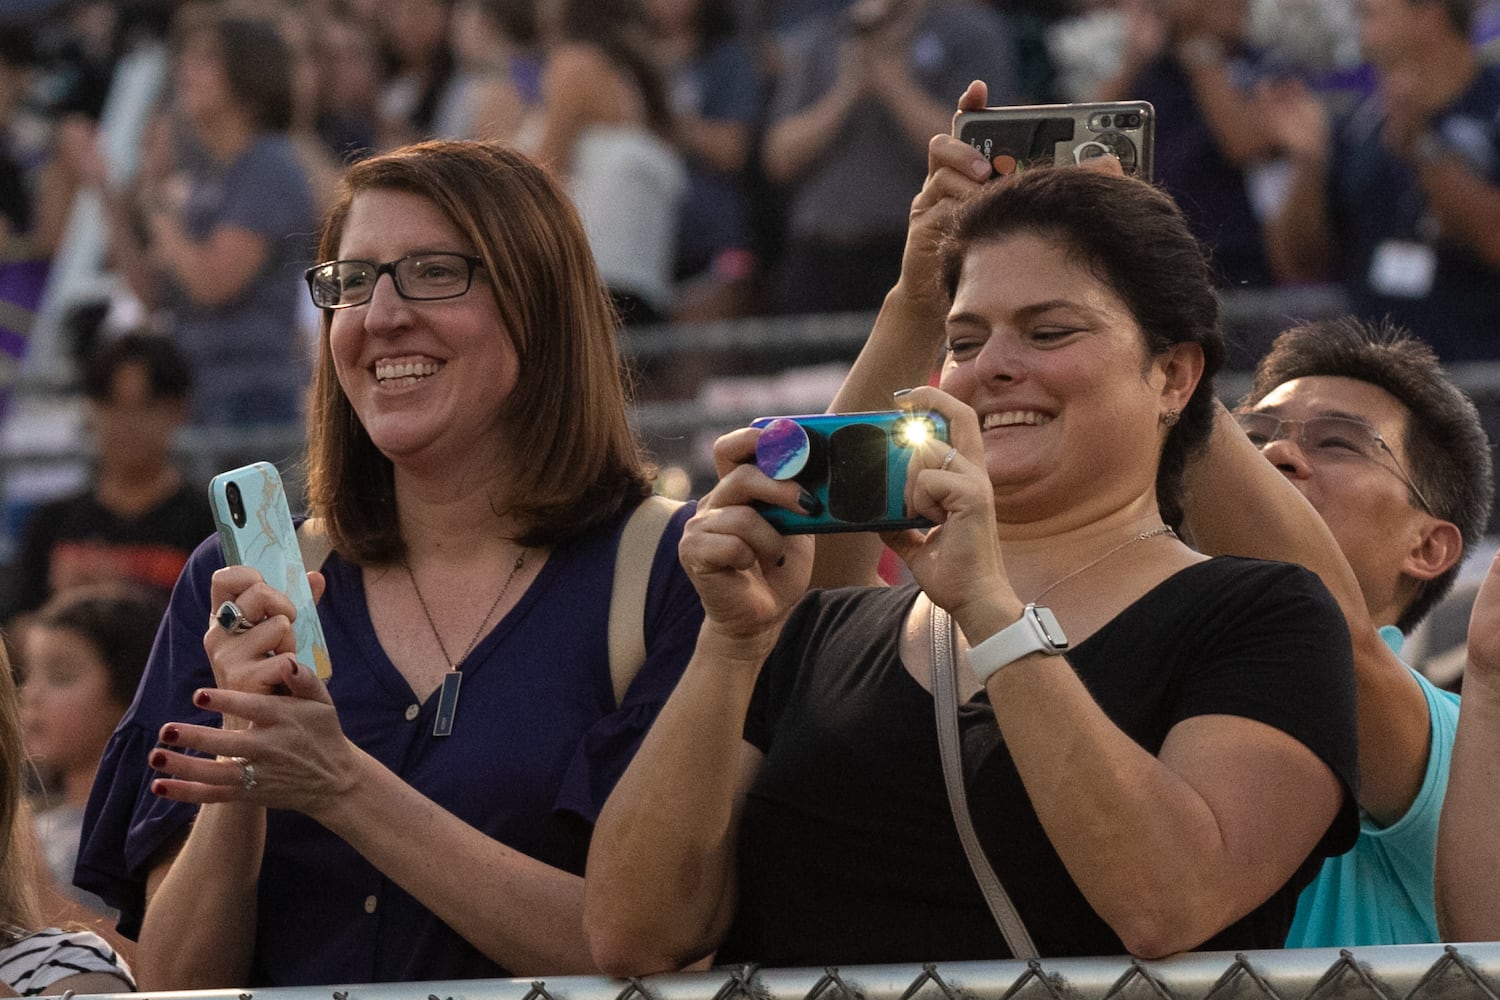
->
[208, 462, 332, 679]
[952, 101, 1156, 180]
[750, 410, 949, 534]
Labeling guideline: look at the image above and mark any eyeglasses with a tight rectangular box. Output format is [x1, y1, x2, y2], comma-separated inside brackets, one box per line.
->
[1233, 411, 1433, 513]
[304, 253, 485, 309]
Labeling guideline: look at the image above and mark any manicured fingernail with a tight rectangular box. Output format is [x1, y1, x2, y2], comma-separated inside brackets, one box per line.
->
[971, 157, 991, 178]
[149, 750, 166, 769]
[194, 690, 211, 707]
[162, 725, 179, 743]
[150, 779, 164, 796]
[893, 387, 915, 399]
[797, 490, 823, 516]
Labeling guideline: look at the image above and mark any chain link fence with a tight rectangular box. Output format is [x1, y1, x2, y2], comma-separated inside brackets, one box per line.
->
[64, 944, 1500, 1000]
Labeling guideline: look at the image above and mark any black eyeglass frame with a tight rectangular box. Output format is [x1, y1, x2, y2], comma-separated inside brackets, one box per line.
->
[1233, 410, 1434, 514]
[304, 253, 487, 309]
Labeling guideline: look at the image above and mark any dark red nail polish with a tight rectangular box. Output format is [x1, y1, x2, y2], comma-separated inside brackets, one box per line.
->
[162, 725, 179, 742]
[149, 751, 166, 769]
[150, 780, 164, 796]
[194, 690, 211, 707]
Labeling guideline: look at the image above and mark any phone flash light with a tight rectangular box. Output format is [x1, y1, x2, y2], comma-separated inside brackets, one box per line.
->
[897, 417, 934, 447]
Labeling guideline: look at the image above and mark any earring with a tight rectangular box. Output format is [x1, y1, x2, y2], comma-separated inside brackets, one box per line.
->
[1161, 409, 1181, 428]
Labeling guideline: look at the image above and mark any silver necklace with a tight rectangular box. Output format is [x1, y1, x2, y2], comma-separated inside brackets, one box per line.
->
[1032, 525, 1177, 604]
[406, 550, 526, 736]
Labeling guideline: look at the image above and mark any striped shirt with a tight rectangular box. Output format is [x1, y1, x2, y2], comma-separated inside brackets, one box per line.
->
[0, 928, 133, 995]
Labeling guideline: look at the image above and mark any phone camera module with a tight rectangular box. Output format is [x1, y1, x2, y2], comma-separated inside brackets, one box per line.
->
[893, 415, 936, 448]
[226, 481, 247, 528]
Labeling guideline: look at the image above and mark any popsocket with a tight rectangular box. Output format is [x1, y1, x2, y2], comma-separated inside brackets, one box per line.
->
[755, 417, 812, 480]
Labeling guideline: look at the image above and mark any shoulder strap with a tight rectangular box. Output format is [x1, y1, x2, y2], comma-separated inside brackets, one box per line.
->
[607, 495, 684, 708]
[296, 517, 335, 571]
[929, 602, 1040, 960]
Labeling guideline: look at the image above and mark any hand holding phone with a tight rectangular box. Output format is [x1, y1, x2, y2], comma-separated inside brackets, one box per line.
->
[750, 410, 949, 534]
[208, 462, 332, 679]
[952, 101, 1156, 179]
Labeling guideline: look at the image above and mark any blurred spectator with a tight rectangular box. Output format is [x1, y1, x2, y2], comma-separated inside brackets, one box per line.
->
[529, 0, 686, 325]
[65, 9, 318, 427]
[19, 585, 161, 919]
[431, 0, 531, 143]
[647, 0, 764, 320]
[0, 24, 48, 423]
[3, 333, 214, 626]
[760, 0, 1020, 316]
[1098, 0, 1279, 289]
[1261, 0, 1500, 362]
[310, 4, 383, 163]
[375, 0, 459, 149]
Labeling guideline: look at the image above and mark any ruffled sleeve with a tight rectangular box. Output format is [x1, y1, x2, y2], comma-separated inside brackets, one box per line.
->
[551, 502, 703, 826]
[73, 536, 225, 937]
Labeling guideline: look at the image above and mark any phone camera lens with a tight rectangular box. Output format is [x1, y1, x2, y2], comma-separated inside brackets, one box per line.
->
[1123, 113, 1141, 128]
[1099, 114, 1113, 128]
[226, 481, 247, 528]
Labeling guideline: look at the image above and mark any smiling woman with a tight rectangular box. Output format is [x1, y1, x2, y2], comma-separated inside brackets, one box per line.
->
[583, 114, 1361, 969]
[73, 141, 704, 989]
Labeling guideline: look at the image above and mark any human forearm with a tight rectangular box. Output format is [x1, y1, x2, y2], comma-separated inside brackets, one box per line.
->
[311, 746, 593, 975]
[1182, 404, 1427, 822]
[584, 631, 765, 976]
[763, 85, 860, 183]
[1413, 155, 1500, 269]
[137, 804, 263, 989]
[1264, 155, 1338, 282]
[1438, 663, 1500, 939]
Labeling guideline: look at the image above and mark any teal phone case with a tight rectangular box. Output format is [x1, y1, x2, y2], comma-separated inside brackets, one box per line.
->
[750, 411, 949, 534]
[208, 461, 331, 679]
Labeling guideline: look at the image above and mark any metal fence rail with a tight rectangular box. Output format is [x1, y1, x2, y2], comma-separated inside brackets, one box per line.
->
[64, 944, 1500, 1000]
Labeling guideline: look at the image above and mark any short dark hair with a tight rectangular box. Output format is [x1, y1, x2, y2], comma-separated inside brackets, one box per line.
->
[306, 140, 653, 564]
[938, 167, 1226, 528]
[31, 585, 164, 708]
[182, 13, 295, 132]
[1247, 315, 1494, 632]
[82, 332, 193, 403]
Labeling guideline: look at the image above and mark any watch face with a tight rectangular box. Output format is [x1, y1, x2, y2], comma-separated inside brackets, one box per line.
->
[1031, 605, 1069, 650]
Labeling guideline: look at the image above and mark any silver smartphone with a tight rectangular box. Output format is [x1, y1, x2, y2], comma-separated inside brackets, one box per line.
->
[952, 101, 1156, 180]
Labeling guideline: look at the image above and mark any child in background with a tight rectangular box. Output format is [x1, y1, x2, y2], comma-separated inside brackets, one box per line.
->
[0, 629, 133, 993]
[19, 585, 161, 917]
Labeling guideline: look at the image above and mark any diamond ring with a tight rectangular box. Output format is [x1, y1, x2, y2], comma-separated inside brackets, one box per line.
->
[230, 755, 257, 790]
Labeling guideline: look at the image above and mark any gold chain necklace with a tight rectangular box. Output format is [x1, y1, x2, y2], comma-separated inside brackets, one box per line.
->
[1032, 525, 1177, 604]
[406, 550, 526, 736]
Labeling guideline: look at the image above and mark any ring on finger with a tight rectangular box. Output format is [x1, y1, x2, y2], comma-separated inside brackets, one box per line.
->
[939, 446, 959, 472]
[214, 600, 254, 635]
[230, 755, 257, 790]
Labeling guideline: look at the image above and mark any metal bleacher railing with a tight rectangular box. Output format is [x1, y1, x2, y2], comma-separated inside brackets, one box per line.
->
[64, 943, 1500, 1000]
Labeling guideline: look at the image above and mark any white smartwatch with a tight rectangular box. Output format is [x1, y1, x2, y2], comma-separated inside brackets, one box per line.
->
[967, 603, 1069, 683]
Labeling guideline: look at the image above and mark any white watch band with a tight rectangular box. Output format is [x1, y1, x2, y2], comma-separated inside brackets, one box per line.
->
[966, 603, 1069, 683]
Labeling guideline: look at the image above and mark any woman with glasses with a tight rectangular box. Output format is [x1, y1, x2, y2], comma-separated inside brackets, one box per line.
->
[585, 84, 1360, 968]
[74, 141, 704, 988]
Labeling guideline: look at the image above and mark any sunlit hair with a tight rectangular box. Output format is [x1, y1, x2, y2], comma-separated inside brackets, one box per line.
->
[1248, 316, 1494, 633]
[305, 140, 653, 563]
[938, 167, 1225, 527]
[0, 643, 39, 939]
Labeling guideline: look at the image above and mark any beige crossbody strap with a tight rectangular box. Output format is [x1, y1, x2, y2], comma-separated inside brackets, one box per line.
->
[296, 517, 335, 571]
[608, 495, 684, 708]
[929, 603, 1040, 960]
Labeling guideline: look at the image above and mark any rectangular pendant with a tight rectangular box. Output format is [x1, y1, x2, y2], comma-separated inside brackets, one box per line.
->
[433, 671, 463, 737]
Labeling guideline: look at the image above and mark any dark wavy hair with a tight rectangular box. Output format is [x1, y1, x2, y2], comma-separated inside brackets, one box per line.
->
[305, 140, 653, 564]
[1247, 315, 1494, 632]
[179, 13, 295, 132]
[31, 585, 163, 708]
[938, 167, 1225, 527]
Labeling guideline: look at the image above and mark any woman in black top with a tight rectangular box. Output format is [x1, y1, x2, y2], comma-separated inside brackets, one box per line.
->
[584, 120, 1359, 968]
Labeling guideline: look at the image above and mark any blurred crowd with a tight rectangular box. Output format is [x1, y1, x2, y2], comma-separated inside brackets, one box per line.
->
[2, 0, 1499, 429]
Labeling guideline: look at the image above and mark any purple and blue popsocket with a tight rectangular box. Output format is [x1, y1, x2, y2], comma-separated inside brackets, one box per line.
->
[755, 417, 812, 481]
